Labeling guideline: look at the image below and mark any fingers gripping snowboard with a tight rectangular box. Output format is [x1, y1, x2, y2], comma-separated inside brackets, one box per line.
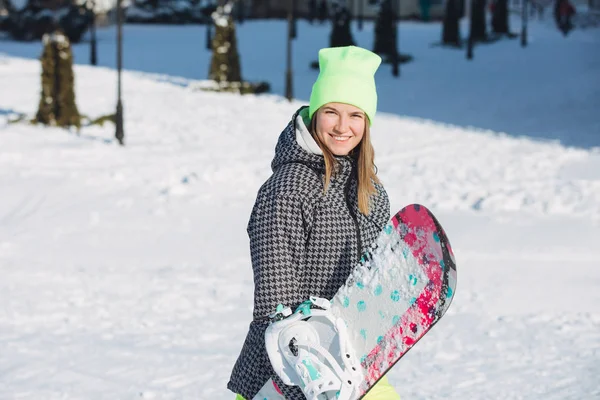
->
[262, 204, 457, 400]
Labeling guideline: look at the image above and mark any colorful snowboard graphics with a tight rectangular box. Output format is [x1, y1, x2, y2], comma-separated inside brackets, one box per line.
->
[262, 204, 457, 400]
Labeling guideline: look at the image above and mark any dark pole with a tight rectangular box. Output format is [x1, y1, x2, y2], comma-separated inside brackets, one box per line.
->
[90, 0, 97, 65]
[291, 0, 297, 39]
[467, 0, 474, 59]
[358, 0, 363, 30]
[392, 0, 400, 77]
[206, 0, 216, 50]
[115, 0, 124, 145]
[237, 0, 245, 24]
[521, 0, 528, 47]
[285, 0, 294, 101]
[206, 17, 212, 50]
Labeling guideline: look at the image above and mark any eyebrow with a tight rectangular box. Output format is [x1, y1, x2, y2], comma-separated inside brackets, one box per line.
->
[323, 106, 364, 115]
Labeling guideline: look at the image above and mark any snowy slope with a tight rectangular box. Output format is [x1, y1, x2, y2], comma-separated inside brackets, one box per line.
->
[1, 16, 600, 400]
[1, 17, 599, 148]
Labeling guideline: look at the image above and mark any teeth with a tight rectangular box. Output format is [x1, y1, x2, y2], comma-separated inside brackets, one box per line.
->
[333, 136, 350, 141]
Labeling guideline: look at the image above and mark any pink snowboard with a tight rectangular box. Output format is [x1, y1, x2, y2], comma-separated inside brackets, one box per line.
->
[332, 204, 457, 397]
[262, 204, 457, 400]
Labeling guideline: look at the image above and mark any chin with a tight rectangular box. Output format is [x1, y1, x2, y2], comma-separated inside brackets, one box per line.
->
[329, 146, 352, 156]
[325, 137, 357, 156]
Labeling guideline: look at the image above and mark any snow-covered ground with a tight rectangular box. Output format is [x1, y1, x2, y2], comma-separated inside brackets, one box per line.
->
[2, 17, 599, 148]
[1, 16, 599, 400]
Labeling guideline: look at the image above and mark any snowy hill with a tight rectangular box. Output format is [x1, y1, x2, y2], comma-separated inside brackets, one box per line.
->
[1, 16, 600, 400]
[1, 17, 599, 148]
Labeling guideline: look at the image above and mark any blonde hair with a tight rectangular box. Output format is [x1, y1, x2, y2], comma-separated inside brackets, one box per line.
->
[310, 112, 381, 216]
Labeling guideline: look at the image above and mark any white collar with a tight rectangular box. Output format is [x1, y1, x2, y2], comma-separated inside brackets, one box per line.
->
[295, 112, 323, 155]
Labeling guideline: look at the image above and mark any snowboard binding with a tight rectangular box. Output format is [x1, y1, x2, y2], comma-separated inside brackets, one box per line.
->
[265, 297, 363, 400]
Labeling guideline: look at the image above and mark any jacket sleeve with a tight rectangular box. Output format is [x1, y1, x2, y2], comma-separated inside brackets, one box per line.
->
[247, 192, 312, 320]
[372, 183, 391, 230]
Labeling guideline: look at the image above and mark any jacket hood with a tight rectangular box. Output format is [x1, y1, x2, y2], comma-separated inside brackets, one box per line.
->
[271, 106, 325, 173]
[271, 106, 356, 177]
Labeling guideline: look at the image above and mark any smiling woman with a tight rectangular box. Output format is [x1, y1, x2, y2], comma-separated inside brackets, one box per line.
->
[313, 103, 366, 156]
[309, 101, 378, 217]
[227, 46, 400, 400]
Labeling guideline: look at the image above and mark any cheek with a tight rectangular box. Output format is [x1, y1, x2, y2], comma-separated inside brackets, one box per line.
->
[351, 120, 366, 138]
[316, 116, 334, 136]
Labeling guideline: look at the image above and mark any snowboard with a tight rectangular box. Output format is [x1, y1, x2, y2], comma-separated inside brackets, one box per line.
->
[261, 204, 457, 400]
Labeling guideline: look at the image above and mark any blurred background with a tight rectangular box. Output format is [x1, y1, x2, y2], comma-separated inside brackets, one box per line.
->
[0, 1, 599, 399]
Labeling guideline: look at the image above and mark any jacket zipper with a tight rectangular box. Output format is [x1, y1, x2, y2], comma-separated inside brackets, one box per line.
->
[344, 165, 362, 261]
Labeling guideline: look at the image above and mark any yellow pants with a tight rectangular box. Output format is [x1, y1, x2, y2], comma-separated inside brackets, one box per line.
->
[235, 375, 400, 400]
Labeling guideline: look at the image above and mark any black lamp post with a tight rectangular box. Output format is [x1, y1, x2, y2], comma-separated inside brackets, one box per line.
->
[521, 0, 528, 47]
[206, 0, 216, 50]
[467, 0, 474, 59]
[358, 0, 364, 30]
[115, 0, 124, 145]
[237, 0, 245, 24]
[291, 0, 297, 39]
[206, 21, 212, 50]
[392, 0, 400, 77]
[90, 0, 97, 65]
[285, 0, 294, 101]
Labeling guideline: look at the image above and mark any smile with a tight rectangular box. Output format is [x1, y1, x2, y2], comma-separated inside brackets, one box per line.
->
[330, 135, 351, 142]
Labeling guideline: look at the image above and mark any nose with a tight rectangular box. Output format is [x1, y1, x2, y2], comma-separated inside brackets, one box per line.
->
[335, 114, 350, 134]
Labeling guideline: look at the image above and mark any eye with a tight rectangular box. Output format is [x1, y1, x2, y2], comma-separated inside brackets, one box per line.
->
[351, 113, 364, 119]
[325, 110, 336, 115]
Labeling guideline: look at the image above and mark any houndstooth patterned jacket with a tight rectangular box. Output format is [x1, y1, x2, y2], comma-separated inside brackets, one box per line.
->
[227, 107, 390, 400]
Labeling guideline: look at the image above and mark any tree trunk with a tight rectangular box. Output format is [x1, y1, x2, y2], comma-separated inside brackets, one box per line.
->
[330, 3, 355, 47]
[442, 0, 462, 46]
[492, 0, 510, 34]
[470, 0, 488, 41]
[209, 3, 242, 83]
[373, 0, 397, 57]
[36, 30, 81, 128]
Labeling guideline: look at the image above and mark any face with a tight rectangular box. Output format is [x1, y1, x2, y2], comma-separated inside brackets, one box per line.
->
[315, 102, 366, 156]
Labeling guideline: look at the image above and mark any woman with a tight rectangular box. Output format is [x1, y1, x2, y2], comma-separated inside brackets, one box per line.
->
[228, 46, 400, 400]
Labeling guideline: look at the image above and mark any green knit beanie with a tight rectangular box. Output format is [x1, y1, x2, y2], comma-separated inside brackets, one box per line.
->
[309, 46, 382, 126]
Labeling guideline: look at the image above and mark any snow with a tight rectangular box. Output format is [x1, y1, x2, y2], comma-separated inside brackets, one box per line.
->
[4, 0, 116, 13]
[1, 18, 598, 148]
[213, 2, 235, 27]
[1, 15, 599, 400]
